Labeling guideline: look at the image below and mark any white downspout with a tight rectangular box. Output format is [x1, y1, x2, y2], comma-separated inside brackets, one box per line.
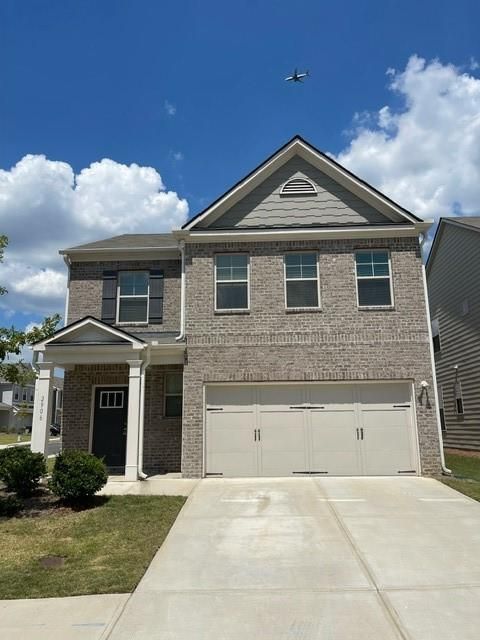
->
[420, 233, 451, 475]
[176, 240, 186, 341]
[137, 347, 150, 480]
[63, 255, 71, 326]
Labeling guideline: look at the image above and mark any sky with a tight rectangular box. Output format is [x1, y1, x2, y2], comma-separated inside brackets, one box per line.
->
[1, 0, 480, 335]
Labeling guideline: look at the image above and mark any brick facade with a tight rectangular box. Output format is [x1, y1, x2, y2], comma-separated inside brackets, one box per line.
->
[68, 259, 181, 333]
[181, 237, 442, 477]
[63, 363, 182, 474]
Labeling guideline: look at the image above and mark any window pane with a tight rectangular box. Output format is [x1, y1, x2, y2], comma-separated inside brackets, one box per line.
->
[357, 278, 391, 306]
[119, 271, 148, 295]
[356, 252, 372, 264]
[373, 263, 390, 276]
[357, 264, 373, 277]
[216, 267, 232, 281]
[216, 255, 231, 269]
[285, 264, 302, 279]
[232, 266, 247, 280]
[285, 254, 302, 267]
[373, 251, 389, 264]
[118, 297, 148, 322]
[300, 253, 316, 265]
[301, 265, 317, 278]
[231, 254, 247, 268]
[286, 280, 318, 308]
[165, 395, 182, 417]
[217, 282, 248, 309]
[166, 373, 183, 395]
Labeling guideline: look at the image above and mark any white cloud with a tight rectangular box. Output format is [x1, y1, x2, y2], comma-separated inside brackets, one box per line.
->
[336, 55, 480, 252]
[164, 100, 176, 116]
[0, 155, 188, 317]
[173, 151, 184, 162]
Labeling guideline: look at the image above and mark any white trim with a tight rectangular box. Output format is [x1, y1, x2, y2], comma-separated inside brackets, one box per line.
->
[354, 249, 394, 309]
[99, 390, 125, 409]
[184, 139, 423, 230]
[283, 251, 321, 310]
[33, 317, 147, 351]
[214, 253, 250, 312]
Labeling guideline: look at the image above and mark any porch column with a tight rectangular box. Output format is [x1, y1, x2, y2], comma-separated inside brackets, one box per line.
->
[31, 362, 54, 455]
[125, 359, 143, 481]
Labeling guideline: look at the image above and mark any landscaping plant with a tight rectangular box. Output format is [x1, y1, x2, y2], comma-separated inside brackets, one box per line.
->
[49, 450, 108, 503]
[0, 447, 46, 497]
[0, 495, 23, 517]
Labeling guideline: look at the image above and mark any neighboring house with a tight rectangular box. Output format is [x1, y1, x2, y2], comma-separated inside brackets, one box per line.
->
[31, 136, 444, 479]
[0, 374, 63, 433]
[427, 216, 480, 450]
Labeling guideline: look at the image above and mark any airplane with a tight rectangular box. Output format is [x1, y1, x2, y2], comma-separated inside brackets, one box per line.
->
[285, 68, 310, 83]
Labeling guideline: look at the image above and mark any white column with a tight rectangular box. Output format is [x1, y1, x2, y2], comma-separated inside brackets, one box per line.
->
[125, 359, 143, 481]
[31, 362, 54, 455]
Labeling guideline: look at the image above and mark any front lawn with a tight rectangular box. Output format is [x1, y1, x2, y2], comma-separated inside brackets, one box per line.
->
[442, 451, 480, 501]
[0, 433, 30, 445]
[0, 494, 185, 599]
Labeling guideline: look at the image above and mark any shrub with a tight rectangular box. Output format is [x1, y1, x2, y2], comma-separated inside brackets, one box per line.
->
[0, 447, 47, 497]
[0, 495, 23, 517]
[49, 450, 108, 503]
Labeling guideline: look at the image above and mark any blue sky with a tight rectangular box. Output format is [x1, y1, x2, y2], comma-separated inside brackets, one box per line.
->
[1, 0, 480, 332]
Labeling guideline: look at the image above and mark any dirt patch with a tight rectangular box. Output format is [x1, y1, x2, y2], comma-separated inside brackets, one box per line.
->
[445, 448, 480, 459]
[39, 555, 66, 568]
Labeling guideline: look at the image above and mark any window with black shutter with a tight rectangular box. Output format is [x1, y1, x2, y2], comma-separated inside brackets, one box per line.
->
[101, 271, 117, 324]
[148, 270, 164, 324]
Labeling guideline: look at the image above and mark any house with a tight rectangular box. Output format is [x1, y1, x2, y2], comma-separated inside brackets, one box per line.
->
[31, 136, 444, 479]
[427, 216, 480, 450]
[0, 372, 62, 433]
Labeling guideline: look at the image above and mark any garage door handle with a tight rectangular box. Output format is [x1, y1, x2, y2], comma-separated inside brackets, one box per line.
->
[356, 428, 359, 440]
[360, 427, 364, 440]
[393, 405, 410, 408]
[290, 405, 305, 409]
[308, 406, 325, 409]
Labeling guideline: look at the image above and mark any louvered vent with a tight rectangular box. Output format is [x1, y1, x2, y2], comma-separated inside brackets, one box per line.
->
[280, 177, 317, 195]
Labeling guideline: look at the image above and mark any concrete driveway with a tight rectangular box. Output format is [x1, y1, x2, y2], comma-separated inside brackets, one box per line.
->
[108, 476, 480, 640]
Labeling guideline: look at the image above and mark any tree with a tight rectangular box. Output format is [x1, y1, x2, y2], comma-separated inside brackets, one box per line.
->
[0, 235, 61, 384]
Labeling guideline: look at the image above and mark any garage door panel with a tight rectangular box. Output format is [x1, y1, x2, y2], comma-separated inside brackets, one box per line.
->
[311, 451, 361, 475]
[207, 385, 255, 410]
[361, 409, 415, 475]
[358, 383, 410, 406]
[259, 410, 307, 475]
[207, 452, 257, 477]
[309, 384, 355, 408]
[310, 410, 361, 475]
[258, 385, 304, 409]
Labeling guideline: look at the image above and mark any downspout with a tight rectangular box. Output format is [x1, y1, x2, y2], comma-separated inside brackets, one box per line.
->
[63, 255, 71, 326]
[420, 233, 451, 475]
[137, 346, 150, 480]
[176, 240, 186, 341]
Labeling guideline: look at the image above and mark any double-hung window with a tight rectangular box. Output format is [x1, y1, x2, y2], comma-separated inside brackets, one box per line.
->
[284, 252, 319, 308]
[431, 318, 441, 353]
[355, 250, 393, 308]
[215, 254, 249, 311]
[165, 373, 183, 417]
[117, 271, 149, 323]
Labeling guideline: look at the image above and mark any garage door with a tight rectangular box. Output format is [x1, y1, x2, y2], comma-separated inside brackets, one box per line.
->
[205, 383, 418, 477]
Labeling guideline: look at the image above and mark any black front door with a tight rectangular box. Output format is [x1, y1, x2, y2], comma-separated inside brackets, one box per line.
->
[92, 386, 128, 471]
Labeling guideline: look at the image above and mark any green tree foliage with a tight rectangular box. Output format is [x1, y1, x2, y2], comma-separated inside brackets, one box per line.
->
[0, 235, 61, 384]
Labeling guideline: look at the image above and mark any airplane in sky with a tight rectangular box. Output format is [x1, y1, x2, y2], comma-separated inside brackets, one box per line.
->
[285, 68, 310, 83]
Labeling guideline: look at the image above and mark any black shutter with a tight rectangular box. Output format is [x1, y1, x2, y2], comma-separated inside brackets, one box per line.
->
[101, 271, 117, 324]
[149, 270, 164, 324]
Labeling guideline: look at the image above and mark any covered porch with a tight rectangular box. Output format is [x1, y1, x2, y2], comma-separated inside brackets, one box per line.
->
[31, 317, 185, 481]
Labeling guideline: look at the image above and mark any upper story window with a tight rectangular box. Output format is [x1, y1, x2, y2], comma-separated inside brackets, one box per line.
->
[280, 177, 317, 195]
[117, 271, 149, 323]
[215, 254, 249, 311]
[165, 372, 183, 417]
[284, 252, 320, 309]
[355, 250, 393, 308]
[431, 318, 441, 353]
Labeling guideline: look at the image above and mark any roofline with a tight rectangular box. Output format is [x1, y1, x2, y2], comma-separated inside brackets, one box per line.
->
[32, 316, 147, 350]
[426, 216, 480, 274]
[183, 134, 423, 230]
[60, 245, 180, 255]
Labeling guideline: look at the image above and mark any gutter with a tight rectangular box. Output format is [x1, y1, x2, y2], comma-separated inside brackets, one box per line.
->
[63, 255, 71, 325]
[137, 347, 151, 480]
[419, 233, 451, 475]
[176, 240, 186, 342]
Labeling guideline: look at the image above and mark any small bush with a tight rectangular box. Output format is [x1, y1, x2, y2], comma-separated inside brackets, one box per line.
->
[0, 447, 47, 497]
[49, 450, 108, 503]
[0, 495, 23, 517]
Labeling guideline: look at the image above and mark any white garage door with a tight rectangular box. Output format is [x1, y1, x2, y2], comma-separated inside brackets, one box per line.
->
[205, 383, 418, 477]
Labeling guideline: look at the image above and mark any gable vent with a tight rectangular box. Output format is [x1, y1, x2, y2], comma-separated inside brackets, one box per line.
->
[280, 177, 317, 195]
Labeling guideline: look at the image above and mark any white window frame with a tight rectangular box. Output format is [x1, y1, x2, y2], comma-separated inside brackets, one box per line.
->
[431, 318, 441, 353]
[116, 270, 149, 325]
[164, 372, 183, 418]
[284, 251, 321, 310]
[214, 253, 250, 312]
[99, 390, 124, 409]
[355, 249, 394, 309]
[454, 382, 464, 416]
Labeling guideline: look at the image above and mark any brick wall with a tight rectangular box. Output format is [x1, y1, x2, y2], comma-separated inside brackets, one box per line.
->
[182, 236, 442, 477]
[63, 363, 182, 474]
[68, 259, 181, 333]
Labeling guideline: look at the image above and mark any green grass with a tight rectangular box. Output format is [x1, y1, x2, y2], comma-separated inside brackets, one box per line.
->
[0, 433, 30, 445]
[0, 495, 185, 599]
[442, 452, 480, 501]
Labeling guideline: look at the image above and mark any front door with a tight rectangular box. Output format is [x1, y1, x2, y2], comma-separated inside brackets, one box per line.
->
[92, 386, 128, 472]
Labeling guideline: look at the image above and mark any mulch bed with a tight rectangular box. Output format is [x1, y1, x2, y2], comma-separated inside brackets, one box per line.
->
[0, 485, 107, 519]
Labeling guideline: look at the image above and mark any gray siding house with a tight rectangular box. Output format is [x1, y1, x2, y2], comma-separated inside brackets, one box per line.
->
[31, 136, 445, 478]
[427, 217, 480, 450]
